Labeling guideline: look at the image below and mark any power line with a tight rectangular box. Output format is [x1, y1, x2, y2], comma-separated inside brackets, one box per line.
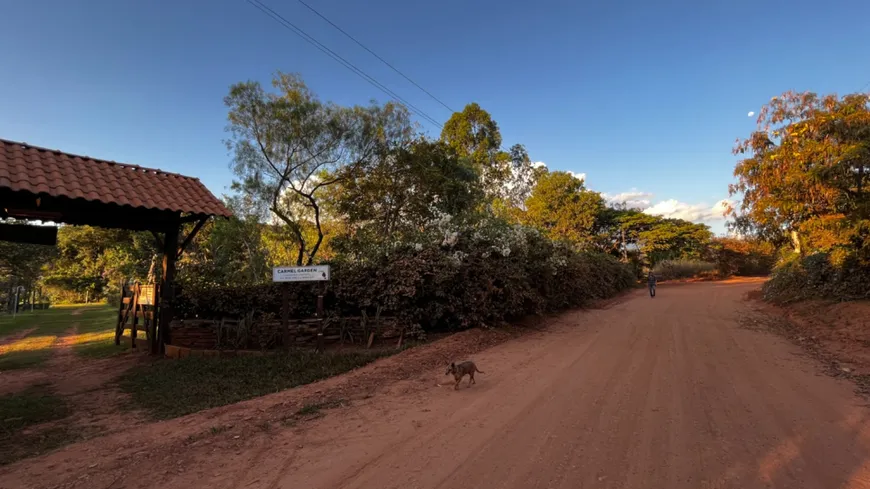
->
[296, 0, 456, 114]
[245, 0, 443, 129]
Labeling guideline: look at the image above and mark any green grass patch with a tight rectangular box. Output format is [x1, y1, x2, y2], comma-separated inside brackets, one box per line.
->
[118, 350, 392, 419]
[0, 304, 125, 367]
[0, 335, 57, 371]
[0, 386, 75, 466]
[0, 348, 53, 371]
[0, 386, 70, 431]
[69, 305, 130, 358]
[0, 304, 108, 337]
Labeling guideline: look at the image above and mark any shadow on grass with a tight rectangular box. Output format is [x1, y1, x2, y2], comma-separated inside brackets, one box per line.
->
[0, 336, 56, 371]
[118, 349, 394, 420]
[0, 385, 76, 466]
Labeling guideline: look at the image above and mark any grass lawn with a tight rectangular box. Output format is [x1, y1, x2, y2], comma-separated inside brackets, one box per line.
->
[118, 349, 392, 419]
[0, 304, 125, 370]
[0, 385, 76, 466]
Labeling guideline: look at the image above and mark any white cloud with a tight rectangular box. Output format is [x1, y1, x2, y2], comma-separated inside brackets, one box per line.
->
[642, 198, 732, 223]
[747, 111, 755, 117]
[567, 171, 586, 183]
[530, 167, 732, 226]
[602, 189, 654, 210]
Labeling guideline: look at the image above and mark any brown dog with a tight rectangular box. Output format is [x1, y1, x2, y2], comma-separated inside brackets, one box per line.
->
[445, 361, 484, 390]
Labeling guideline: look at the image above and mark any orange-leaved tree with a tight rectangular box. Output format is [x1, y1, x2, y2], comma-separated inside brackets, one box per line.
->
[730, 91, 870, 259]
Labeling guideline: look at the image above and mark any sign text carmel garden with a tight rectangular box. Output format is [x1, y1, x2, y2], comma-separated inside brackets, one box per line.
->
[272, 265, 330, 283]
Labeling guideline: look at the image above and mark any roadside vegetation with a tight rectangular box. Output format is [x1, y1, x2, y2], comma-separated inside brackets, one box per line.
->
[652, 260, 717, 281]
[728, 91, 870, 303]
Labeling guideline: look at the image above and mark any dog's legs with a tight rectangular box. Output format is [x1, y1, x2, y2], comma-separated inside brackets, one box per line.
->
[454, 376, 461, 390]
[469, 372, 475, 386]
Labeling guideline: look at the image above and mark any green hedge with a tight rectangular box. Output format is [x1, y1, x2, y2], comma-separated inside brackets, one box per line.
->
[173, 225, 635, 334]
[762, 252, 870, 303]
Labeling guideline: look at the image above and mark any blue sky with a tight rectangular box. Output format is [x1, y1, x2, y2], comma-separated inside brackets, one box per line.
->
[2, 0, 869, 235]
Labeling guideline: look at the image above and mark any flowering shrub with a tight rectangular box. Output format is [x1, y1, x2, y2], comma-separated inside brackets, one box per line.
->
[174, 220, 635, 335]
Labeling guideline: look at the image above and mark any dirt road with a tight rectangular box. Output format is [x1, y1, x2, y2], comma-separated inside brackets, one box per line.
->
[8, 280, 870, 488]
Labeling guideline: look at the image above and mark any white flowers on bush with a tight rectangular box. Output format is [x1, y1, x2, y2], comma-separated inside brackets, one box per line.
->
[449, 250, 468, 266]
[414, 243, 423, 251]
[548, 254, 568, 275]
[442, 231, 459, 247]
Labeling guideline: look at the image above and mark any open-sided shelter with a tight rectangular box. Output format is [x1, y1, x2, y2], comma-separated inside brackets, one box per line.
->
[0, 138, 232, 353]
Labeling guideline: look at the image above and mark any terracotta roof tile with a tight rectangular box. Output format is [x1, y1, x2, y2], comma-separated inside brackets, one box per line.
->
[0, 139, 231, 217]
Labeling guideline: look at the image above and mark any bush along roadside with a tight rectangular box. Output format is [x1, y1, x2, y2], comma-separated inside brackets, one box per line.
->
[652, 259, 717, 281]
[174, 221, 636, 337]
[762, 252, 870, 304]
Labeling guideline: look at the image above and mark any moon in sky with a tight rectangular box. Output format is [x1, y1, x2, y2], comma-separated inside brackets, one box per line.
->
[747, 111, 755, 117]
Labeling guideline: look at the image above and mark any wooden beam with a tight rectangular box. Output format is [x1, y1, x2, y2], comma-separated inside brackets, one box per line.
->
[0, 223, 58, 245]
[155, 223, 180, 354]
[176, 217, 208, 260]
[149, 231, 163, 250]
[1, 189, 188, 232]
[179, 214, 207, 224]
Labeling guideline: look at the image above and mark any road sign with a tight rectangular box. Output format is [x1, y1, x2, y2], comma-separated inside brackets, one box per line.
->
[272, 265, 330, 283]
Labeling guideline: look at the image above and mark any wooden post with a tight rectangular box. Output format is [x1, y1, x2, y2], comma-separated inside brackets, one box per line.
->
[155, 223, 179, 355]
[149, 282, 160, 347]
[114, 281, 126, 346]
[315, 289, 325, 352]
[131, 284, 140, 349]
[281, 284, 291, 349]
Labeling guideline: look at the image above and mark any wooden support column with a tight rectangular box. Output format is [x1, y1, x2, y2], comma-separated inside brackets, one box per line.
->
[155, 223, 180, 354]
[282, 284, 291, 348]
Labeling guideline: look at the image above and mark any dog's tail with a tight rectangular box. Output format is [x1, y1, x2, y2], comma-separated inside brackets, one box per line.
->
[475, 367, 485, 374]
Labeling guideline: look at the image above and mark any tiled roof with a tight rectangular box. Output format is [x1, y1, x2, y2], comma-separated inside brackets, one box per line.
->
[0, 139, 231, 217]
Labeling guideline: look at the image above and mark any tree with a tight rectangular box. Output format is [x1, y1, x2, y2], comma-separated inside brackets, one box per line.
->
[40, 226, 155, 302]
[441, 103, 509, 197]
[637, 218, 712, 265]
[730, 91, 870, 256]
[523, 171, 606, 247]
[330, 138, 484, 243]
[592, 208, 713, 269]
[504, 143, 545, 209]
[225, 72, 413, 265]
[0, 237, 54, 309]
[177, 196, 272, 286]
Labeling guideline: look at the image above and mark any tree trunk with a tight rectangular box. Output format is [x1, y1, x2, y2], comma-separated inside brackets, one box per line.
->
[791, 229, 802, 255]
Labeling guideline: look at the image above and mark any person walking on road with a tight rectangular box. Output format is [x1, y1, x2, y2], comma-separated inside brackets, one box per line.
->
[648, 271, 657, 297]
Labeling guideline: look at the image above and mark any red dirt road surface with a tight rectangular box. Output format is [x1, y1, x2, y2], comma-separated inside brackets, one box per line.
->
[7, 279, 870, 488]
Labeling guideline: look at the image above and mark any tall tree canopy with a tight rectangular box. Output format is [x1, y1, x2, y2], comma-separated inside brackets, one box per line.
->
[730, 91, 870, 256]
[225, 72, 413, 265]
[329, 138, 483, 243]
[441, 103, 510, 197]
[523, 171, 605, 247]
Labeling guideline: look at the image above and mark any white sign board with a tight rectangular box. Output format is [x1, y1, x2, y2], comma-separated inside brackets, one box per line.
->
[272, 265, 330, 283]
